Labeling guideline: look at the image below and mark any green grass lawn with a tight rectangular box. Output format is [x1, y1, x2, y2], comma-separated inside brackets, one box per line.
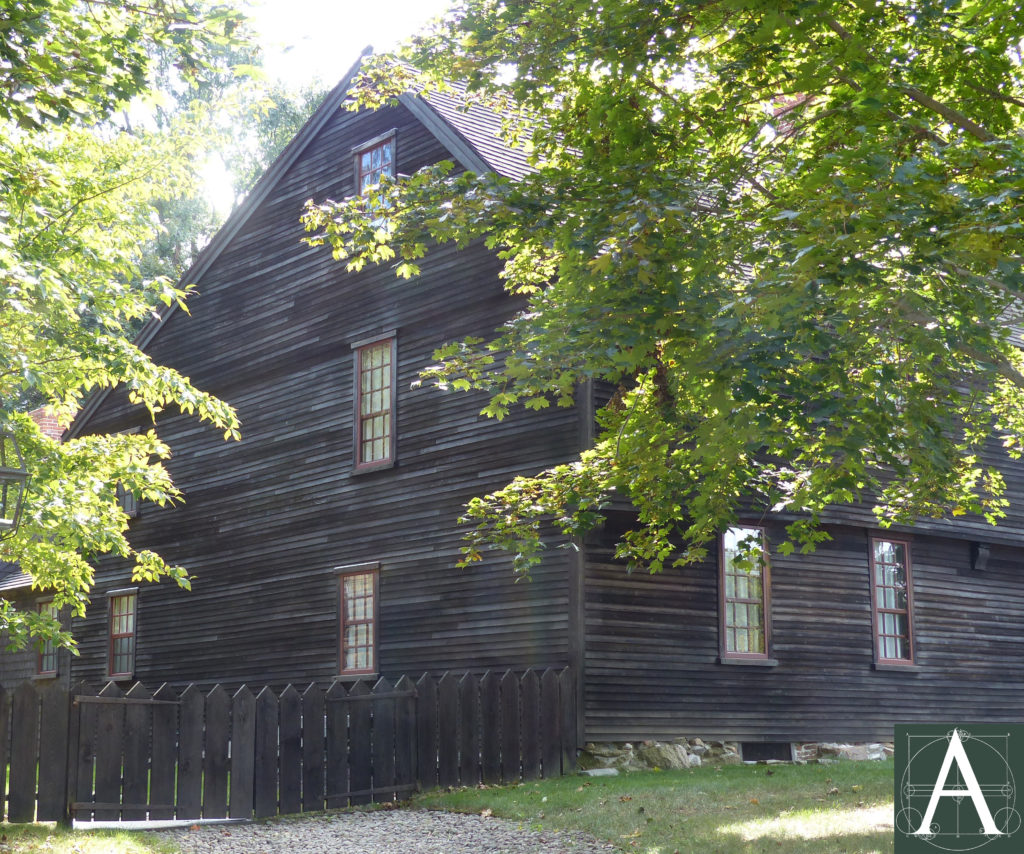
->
[0, 824, 177, 854]
[414, 759, 896, 854]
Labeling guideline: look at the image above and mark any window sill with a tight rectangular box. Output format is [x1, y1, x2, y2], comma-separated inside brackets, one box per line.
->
[335, 672, 378, 683]
[718, 657, 779, 667]
[33, 673, 58, 681]
[351, 460, 396, 476]
[108, 674, 135, 683]
[873, 661, 919, 672]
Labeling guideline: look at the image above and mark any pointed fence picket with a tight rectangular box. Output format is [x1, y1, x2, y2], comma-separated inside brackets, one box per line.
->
[0, 667, 575, 824]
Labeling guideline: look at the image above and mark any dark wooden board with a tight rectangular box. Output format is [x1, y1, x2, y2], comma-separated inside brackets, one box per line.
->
[436, 672, 458, 788]
[302, 683, 326, 812]
[92, 682, 125, 820]
[121, 683, 151, 820]
[393, 675, 416, 793]
[520, 670, 541, 781]
[254, 687, 279, 818]
[278, 684, 302, 816]
[458, 672, 479, 787]
[8, 683, 39, 822]
[203, 685, 231, 818]
[347, 681, 372, 805]
[371, 678, 395, 802]
[177, 684, 204, 819]
[480, 671, 501, 785]
[500, 670, 520, 783]
[325, 681, 349, 809]
[229, 686, 256, 819]
[149, 683, 178, 820]
[36, 682, 71, 821]
[539, 669, 561, 778]
[415, 674, 437, 791]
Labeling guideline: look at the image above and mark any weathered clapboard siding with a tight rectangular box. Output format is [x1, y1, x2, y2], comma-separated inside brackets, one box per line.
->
[584, 522, 1024, 743]
[70, 97, 577, 688]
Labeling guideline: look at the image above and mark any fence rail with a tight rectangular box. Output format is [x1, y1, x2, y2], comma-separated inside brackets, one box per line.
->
[0, 668, 576, 823]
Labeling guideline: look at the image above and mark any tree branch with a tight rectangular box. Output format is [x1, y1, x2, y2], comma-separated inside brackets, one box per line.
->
[964, 79, 1024, 110]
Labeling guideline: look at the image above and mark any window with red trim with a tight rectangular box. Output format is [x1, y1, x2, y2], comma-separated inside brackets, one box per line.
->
[108, 590, 137, 678]
[339, 569, 377, 675]
[354, 337, 395, 468]
[37, 599, 58, 676]
[720, 526, 770, 659]
[870, 538, 913, 664]
[356, 137, 394, 195]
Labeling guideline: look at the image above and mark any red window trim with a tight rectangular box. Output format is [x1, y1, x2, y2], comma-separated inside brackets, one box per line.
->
[36, 599, 58, 677]
[107, 588, 138, 679]
[869, 537, 915, 666]
[352, 335, 396, 471]
[352, 130, 396, 196]
[338, 564, 379, 677]
[718, 525, 772, 661]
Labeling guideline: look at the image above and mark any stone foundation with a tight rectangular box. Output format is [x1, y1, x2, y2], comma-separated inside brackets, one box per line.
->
[578, 739, 894, 771]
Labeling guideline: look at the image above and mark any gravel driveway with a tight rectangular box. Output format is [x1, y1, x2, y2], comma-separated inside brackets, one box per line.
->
[151, 809, 618, 854]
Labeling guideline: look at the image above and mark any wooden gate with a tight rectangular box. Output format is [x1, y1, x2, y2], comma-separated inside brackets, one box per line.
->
[0, 668, 576, 823]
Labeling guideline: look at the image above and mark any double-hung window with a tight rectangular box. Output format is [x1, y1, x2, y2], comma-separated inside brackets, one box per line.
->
[719, 525, 771, 661]
[870, 538, 914, 664]
[353, 336, 396, 469]
[338, 564, 378, 676]
[108, 589, 137, 679]
[354, 132, 395, 196]
[37, 599, 58, 676]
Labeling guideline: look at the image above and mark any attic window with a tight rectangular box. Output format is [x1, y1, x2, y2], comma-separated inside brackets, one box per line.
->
[354, 131, 396, 195]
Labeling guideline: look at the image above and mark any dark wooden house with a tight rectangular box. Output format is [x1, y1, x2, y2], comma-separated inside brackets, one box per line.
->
[48, 56, 1024, 751]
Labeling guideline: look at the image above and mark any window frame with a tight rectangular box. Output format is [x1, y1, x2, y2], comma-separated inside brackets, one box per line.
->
[36, 598, 59, 677]
[351, 333, 397, 472]
[869, 537, 915, 667]
[107, 587, 138, 680]
[337, 562, 379, 677]
[352, 130, 396, 196]
[718, 525, 772, 663]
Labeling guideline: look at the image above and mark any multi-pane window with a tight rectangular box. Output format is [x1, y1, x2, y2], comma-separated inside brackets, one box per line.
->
[354, 338, 395, 468]
[37, 600, 58, 676]
[356, 137, 394, 195]
[116, 482, 138, 518]
[339, 569, 377, 675]
[870, 538, 913, 663]
[108, 590, 137, 678]
[720, 526, 770, 659]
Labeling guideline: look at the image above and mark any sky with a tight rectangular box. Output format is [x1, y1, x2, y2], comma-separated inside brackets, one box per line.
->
[246, 0, 454, 87]
[203, 0, 453, 213]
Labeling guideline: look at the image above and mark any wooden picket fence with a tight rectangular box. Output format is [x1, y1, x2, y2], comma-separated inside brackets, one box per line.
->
[0, 668, 575, 824]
